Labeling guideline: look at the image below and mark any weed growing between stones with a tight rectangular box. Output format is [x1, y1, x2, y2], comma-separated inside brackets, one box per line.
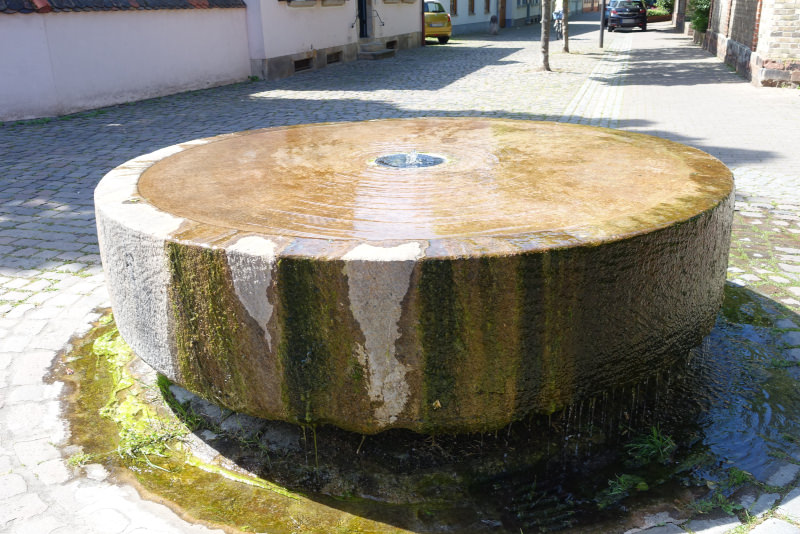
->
[624, 426, 677, 466]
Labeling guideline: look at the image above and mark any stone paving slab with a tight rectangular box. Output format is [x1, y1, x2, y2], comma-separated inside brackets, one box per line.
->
[636, 525, 684, 534]
[683, 516, 742, 534]
[778, 488, 800, 522]
[740, 492, 780, 518]
[1, 14, 799, 534]
[751, 518, 800, 534]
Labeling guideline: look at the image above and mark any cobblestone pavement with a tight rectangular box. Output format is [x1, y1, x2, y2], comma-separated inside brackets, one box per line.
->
[1, 13, 800, 533]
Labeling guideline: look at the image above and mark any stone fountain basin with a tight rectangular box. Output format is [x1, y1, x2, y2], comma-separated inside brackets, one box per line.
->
[95, 118, 734, 435]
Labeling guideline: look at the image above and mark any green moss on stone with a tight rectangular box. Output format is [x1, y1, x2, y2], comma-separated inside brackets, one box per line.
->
[450, 257, 522, 429]
[418, 259, 463, 430]
[59, 317, 408, 534]
[167, 243, 280, 417]
[516, 251, 573, 416]
[275, 257, 370, 430]
[418, 257, 524, 432]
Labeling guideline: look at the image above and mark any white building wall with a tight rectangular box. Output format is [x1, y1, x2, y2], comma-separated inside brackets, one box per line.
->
[0, 16, 59, 120]
[448, 0, 493, 35]
[375, 0, 421, 40]
[506, 0, 579, 27]
[250, 0, 419, 79]
[0, 9, 250, 121]
[448, 0, 578, 34]
[508, 0, 538, 25]
[258, 1, 357, 58]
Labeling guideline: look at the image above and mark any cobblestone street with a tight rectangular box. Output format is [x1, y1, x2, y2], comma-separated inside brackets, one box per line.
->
[1, 13, 800, 533]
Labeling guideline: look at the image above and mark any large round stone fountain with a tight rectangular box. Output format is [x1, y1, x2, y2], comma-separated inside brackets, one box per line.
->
[95, 118, 734, 435]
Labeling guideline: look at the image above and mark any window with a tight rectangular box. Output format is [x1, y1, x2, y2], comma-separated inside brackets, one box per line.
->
[451, 0, 457, 15]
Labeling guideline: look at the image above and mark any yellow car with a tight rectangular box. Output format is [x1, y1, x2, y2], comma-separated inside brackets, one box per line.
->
[424, 1, 452, 44]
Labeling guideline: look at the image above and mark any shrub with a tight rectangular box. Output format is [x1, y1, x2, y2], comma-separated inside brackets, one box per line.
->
[655, 0, 673, 12]
[689, 0, 710, 31]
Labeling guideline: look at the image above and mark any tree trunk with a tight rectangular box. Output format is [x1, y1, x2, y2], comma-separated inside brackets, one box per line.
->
[562, 0, 570, 52]
[541, 0, 551, 71]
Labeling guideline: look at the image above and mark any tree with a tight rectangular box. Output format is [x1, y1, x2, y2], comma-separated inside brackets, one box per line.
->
[562, 0, 570, 52]
[540, 0, 552, 71]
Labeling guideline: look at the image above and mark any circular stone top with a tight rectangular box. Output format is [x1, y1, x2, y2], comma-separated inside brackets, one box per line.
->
[136, 119, 732, 256]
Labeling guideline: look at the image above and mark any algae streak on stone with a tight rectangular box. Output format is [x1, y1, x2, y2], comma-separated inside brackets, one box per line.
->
[275, 257, 373, 431]
[225, 236, 278, 351]
[343, 243, 422, 426]
[167, 243, 285, 419]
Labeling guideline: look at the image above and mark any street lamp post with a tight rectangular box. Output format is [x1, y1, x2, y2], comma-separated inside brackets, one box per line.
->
[599, 0, 606, 47]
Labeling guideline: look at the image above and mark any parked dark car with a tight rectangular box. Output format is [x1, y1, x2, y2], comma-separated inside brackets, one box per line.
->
[605, 0, 647, 31]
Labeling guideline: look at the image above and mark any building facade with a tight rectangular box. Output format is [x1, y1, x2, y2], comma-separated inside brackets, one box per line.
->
[447, 0, 581, 35]
[0, 0, 421, 120]
[246, 0, 421, 79]
[702, 0, 800, 86]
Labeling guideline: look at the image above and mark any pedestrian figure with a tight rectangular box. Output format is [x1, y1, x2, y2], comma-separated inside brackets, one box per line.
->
[553, 9, 563, 40]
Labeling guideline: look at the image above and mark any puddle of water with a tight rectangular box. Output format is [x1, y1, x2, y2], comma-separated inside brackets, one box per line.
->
[54, 284, 800, 533]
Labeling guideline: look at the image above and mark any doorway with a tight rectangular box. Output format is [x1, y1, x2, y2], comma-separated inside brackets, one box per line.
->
[357, 0, 372, 38]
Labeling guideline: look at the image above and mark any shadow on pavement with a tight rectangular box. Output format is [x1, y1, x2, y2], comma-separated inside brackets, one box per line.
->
[613, 45, 743, 87]
[609, 118, 778, 166]
[573, 19, 745, 88]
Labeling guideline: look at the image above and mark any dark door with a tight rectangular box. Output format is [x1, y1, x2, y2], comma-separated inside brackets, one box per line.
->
[499, 0, 506, 26]
[358, 0, 369, 37]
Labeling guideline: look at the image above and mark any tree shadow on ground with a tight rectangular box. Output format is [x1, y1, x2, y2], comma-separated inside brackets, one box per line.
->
[607, 118, 777, 169]
[587, 26, 744, 87]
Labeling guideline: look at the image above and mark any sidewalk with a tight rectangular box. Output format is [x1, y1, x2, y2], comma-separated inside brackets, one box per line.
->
[1, 16, 799, 533]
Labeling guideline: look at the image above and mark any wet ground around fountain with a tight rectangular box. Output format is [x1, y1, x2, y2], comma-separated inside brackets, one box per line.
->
[53, 282, 800, 533]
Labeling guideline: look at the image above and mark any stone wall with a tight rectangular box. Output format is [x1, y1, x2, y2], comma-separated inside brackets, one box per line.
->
[703, 0, 799, 87]
[754, 0, 800, 85]
[729, 0, 756, 46]
[763, 0, 799, 59]
[709, 0, 728, 35]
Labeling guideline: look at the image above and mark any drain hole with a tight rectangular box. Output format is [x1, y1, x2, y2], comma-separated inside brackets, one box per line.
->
[376, 152, 444, 168]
